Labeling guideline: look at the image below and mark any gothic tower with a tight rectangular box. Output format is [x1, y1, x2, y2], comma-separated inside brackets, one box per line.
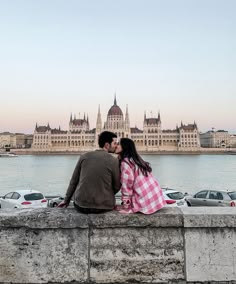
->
[96, 105, 102, 134]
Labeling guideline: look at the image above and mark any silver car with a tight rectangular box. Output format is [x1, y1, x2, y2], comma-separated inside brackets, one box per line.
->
[186, 189, 236, 207]
[48, 196, 74, 208]
[48, 196, 65, 207]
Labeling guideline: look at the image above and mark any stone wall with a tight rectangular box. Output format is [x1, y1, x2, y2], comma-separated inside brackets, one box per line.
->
[0, 207, 236, 283]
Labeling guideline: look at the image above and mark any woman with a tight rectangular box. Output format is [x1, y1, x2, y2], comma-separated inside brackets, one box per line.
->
[115, 138, 166, 214]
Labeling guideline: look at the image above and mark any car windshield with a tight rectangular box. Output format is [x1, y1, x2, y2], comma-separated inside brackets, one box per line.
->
[228, 192, 236, 200]
[166, 192, 184, 200]
[24, 193, 44, 201]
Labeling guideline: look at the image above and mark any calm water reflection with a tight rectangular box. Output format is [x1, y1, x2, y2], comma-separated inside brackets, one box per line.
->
[0, 154, 235, 196]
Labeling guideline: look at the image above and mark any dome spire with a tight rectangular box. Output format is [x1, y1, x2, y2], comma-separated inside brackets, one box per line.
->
[114, 93, 117, 105]
[107, 99, 123, 116]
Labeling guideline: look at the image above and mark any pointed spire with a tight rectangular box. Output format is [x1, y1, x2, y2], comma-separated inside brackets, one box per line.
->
[96, 104, 102, 132]
[70, 113, 72, 122]
[126, 104, 128, 115]
[59, 125, 61, 131]
[83, 113, 86, 120]
[158, 111, 160, 120]
[47, 122, 50, 129]
[35, 122, 38, 130]
[144, 111, 146, 120]
[114, 93, 117, 105]
[125, 104, 130, 130]
[87, 114, 89, 123]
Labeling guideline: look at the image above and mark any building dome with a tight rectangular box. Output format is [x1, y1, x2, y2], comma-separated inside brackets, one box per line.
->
[107, 96, 123, 116]
[108, 105, 123, 116]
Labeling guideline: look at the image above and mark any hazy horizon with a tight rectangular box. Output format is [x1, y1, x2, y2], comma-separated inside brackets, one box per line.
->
[0, 0, 235, 134]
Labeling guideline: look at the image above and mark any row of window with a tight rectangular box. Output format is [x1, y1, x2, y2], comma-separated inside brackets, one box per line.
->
[34, 141, 94, 146]
[181, 134, 198, 138]
[34, 136, 96, 140]
[180, 142, 198, 146]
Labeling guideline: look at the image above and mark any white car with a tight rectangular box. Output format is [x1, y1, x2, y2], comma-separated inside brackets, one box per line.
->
[0, 190, 48, 209]
[162, 188, 187, 207]
[115, 189, 183, 208]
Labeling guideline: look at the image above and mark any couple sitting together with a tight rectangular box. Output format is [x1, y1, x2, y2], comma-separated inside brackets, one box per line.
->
[58, 131, 166, 214]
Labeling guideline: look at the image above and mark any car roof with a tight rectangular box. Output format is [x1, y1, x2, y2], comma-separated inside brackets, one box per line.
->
[197, 189, 235, 193]
[9, 189, 43, 195]
[52, 196, 64, 199]
[162, 189, 181, 194]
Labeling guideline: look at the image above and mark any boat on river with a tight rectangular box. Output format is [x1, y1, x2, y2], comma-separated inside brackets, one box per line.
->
[0, 153, 18, 158]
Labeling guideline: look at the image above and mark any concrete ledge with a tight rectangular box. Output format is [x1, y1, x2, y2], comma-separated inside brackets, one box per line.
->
[0, 207, 236, 283]
[181, 207, 236, 227]
[0, 208, 89, 228]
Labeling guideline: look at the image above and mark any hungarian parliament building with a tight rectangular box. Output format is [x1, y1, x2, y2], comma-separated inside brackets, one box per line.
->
[32, 97, 200, 152]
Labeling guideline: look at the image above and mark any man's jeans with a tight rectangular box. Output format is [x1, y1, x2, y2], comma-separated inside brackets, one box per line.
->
[74, 202, 112, 214]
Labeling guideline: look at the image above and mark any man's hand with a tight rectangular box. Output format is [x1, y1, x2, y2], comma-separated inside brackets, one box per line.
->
[57, 201, 69, 208]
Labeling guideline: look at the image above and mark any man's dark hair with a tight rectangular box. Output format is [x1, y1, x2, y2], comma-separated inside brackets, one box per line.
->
[98, 131, 117, 148]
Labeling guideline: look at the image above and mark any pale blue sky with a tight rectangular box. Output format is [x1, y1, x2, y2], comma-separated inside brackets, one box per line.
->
[0, 0, 235, 134]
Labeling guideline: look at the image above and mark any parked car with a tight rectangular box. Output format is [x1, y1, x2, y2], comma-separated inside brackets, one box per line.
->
[48, 196, 74, 207]
[162, 188, 187, 207]
[0, 190, 48, 209]
[185, 189, 236, 207]
[115, 188, 186, 208]
[48, 196, 65, 207]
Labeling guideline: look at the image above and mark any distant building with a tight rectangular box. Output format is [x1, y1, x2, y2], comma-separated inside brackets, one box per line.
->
[0, 132, 33, 149]
[32, 97, 200, 152]
[230, 135, 236, 148]
[200, 130, 231, 148]
[0, 132, 15, 149]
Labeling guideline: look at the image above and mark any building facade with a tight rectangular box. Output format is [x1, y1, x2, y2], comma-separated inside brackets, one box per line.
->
[0, 132, 33, 149]
[200, 130, 236, 148]
[32, 97, 201, 152]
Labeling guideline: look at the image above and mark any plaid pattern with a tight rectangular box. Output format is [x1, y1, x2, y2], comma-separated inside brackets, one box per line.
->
[118, 158, 166, 214]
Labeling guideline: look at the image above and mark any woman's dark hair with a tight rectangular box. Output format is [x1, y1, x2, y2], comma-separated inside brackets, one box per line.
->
[119, 138, 152, 176]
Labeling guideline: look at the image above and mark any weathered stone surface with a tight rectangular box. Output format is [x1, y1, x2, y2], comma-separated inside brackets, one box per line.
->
[185, 228, 236, 282]
[180, 207, 236, 228]
[0, 208, 88, 229]
[0, 227, 88, 283]
[1, 207, 236, 283]
[90, 227, 184, 283]
[89, 207, 183, 228]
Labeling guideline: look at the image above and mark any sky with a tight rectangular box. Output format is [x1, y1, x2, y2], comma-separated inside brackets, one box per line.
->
[0, 0, 235, 134]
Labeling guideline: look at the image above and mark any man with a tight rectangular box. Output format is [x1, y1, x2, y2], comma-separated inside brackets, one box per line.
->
[58, 131, 120, 213]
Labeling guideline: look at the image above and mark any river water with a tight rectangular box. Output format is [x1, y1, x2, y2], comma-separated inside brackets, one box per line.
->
[0, 154, 235, 196]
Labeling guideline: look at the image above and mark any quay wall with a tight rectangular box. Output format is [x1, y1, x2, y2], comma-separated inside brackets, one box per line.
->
[1, 207, 236, 283]
[12, 147, 236, 155]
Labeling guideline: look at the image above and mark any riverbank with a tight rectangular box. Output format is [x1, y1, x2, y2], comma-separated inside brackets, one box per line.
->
[7, 148, 236, 155]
